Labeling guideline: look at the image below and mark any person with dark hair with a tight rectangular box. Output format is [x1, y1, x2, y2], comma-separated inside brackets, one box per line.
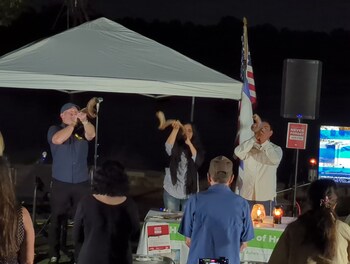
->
[0, 158, 35, 264]
[163, 120, 204, 212]
[73, 160, 140, 264]
[234, 118, 282, 215]
[268, 179, 350, 264]
[47, 103, 96, 263]
[179, 156, 254, 264]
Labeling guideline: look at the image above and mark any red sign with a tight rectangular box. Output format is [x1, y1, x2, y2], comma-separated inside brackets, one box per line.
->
[147, 224, 169, 236]
[147, 224, 171, 253]
[286, 123, 308, 149]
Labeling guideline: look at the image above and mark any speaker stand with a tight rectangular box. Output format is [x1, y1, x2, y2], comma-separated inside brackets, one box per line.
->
[292, 116, 302, 217]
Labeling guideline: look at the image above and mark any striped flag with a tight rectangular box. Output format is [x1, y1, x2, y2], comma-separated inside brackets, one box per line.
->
[241, 44, 257, 106]
[236, 19, 257, 193]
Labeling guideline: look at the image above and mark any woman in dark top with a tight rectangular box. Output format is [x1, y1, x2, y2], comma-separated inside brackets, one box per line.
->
[73, 160, 140, 264]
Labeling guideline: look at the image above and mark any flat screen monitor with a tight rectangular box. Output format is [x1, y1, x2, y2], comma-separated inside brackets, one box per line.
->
[318, 125, 350, 184]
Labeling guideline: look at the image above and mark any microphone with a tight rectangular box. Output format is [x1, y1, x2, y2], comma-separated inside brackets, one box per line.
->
[96, 97, 103, 113]
[37, 151, 47, 164]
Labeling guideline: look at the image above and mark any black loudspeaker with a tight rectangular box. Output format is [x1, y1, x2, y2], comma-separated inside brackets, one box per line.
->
[281, 59, 322, 120]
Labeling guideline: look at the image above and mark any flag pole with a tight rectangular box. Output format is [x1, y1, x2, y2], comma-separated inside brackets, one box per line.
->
[243, 17, 248, 63]
[235, 17, 255, 194]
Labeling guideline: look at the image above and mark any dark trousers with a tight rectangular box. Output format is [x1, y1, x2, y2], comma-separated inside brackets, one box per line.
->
[49, 179, 90, 258]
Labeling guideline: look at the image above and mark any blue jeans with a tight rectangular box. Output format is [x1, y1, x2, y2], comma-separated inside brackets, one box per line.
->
[247, 200, 276, 216]
[163, 190, 188, 212]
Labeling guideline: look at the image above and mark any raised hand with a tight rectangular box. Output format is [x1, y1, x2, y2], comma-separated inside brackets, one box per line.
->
[172, 120, 182, 131]
[77, 111, 88, 123]
[251, 114, 262, 133]
[255, 122, 273, 144]
[185, 136, 192, 146]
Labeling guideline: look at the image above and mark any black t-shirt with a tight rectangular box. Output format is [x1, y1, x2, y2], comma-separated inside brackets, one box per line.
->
[73, 195, 140, 264]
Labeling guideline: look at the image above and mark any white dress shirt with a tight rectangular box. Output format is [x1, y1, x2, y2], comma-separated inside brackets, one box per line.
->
[234, 136, 283, 201]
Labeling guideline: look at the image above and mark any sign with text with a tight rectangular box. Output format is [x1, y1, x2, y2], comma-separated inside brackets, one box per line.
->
[147, 223, 171, 254]
[286, 122, 308, 149]
[241, 228, 284, 263]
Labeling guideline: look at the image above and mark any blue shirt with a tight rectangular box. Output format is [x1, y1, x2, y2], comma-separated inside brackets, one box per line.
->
[48, 125, 89, 183]
[179, 184, 254, 264]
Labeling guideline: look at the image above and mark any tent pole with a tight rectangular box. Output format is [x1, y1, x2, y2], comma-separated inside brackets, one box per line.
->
[92, 100, 102, 181]
[190, 97, 195, 122]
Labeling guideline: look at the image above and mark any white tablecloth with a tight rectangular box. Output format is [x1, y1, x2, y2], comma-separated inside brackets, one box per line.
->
[137, 210, 296, 264]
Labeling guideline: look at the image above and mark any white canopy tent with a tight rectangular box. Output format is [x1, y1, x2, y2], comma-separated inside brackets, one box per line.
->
[0, 17, 242, 100]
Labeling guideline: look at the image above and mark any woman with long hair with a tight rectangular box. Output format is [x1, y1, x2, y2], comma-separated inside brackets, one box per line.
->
[269, 179, 350, 264]
[163, 120, 204, 212]
[0, 158, 35, 264]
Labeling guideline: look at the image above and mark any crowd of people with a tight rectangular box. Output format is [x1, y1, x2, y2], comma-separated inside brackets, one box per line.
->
[1, 104, 350, 264]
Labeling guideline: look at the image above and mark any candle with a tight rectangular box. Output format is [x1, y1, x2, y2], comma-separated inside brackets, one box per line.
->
[251, 204, 265, 223]
[257, 207, 261, 220]
[273, 206, 283, 224]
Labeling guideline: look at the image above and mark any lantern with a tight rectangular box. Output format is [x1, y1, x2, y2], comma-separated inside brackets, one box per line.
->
[273, 205, 284, 224]
[251, 204, 266, 223]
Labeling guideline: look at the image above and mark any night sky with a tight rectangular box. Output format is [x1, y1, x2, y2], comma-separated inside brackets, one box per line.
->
[1, 0, 350, 187]
[30, 0, 350, 32]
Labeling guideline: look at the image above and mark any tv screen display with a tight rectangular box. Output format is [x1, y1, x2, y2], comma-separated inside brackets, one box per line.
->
[318, 125, 350, 184]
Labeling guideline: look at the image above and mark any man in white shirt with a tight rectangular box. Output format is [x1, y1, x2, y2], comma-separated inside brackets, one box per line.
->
[234, 120, 283, 215]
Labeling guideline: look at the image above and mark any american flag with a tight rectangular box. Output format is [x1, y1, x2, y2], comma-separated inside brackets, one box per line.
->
[237, 33, 257, 145]
[240, 36, 257, 106]
[235, 26, 257, 193]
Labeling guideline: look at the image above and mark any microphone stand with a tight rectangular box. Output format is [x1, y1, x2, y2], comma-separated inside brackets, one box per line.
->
[32, 176, 40, 227]
[31, 153, 50, 237]
[92, 100, 101, 183]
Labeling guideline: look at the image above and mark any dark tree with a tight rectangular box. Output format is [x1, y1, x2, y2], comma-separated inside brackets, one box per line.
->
[0, 0, 27, 26]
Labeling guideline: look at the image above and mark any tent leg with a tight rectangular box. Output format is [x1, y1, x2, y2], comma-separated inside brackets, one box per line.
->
[190, 97, 195, 122]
